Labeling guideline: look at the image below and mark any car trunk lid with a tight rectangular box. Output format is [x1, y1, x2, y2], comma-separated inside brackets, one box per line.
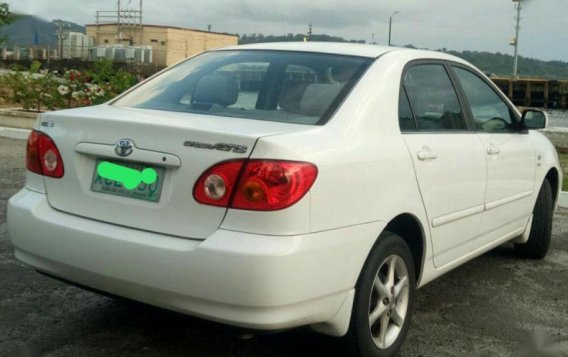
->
[39, 105, 313, 239]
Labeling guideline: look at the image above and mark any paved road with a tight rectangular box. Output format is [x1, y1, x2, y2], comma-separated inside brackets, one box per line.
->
[548, 111, 568, 128]
[1, 137, 567, 356]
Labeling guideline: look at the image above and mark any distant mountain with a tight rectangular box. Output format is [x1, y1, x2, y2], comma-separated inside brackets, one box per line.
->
[0, 15, 84, 47]
[242, 34, 568, 79]
[239, 33, 365, 44]
[445, 50, 568, 80]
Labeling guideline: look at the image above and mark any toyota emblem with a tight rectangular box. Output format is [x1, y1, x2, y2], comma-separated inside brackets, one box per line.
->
[115, 139, 134, 157]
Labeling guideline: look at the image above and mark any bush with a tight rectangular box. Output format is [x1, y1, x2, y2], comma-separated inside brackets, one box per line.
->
[0, 59, 137, 112]
[1, 61, 63, 111]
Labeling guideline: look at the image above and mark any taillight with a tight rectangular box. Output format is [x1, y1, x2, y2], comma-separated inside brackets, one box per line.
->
[26, 130, 64, 178]
[193, 160, 245, 207]
[26, 130, 42, 175]
[232, 160, 317, 210]
[193, 159, 318, 211]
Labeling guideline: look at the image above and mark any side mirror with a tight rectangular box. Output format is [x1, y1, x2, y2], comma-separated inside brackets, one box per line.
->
[521, 109, 548, 130]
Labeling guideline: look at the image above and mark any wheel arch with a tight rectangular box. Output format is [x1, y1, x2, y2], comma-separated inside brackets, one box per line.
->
[383, 213, 426, 285]
[545, 167, 560, 207]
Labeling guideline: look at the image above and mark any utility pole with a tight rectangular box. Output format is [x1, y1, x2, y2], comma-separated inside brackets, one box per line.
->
[140, 0, 143, 44]
[117, 0, 121, 43]
[57, 22, 62, 59]
[307, 23, 312, 41]
[512, 0, 522, 79]
[388, 11, 399, 46]
[56, 22, 69, 60]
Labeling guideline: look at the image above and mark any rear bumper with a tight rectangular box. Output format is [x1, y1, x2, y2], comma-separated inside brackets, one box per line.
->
[7, 189, 383, 334]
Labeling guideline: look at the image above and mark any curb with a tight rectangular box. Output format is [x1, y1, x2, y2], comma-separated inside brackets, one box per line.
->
[559, 192, 568, 209]
[0, 108, 38, 130]
[0, 127, 31, 140]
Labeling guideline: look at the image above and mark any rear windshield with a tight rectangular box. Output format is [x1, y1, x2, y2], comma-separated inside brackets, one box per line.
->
[113, 50, 372, 125]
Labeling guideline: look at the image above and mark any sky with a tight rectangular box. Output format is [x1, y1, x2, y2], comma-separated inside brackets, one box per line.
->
[6, 0, 568, 62]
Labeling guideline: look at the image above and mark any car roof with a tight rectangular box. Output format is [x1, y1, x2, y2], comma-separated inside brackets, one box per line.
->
[217, 42, 400, 58]
[215, 42, 465, 61]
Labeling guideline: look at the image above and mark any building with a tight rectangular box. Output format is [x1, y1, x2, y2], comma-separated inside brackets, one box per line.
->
[86, 24, 238, 67]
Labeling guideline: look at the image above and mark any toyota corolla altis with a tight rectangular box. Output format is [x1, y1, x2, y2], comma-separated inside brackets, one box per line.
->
[8, 42, 561, 357]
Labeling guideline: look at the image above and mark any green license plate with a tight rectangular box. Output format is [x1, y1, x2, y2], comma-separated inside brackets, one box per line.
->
[90, 160, 165, 202]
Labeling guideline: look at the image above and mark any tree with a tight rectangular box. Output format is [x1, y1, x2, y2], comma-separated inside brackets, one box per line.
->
[0, 3, 12, 26]
[0, 2, 12, 44]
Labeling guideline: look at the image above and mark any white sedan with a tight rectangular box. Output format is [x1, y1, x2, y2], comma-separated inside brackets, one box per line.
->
[8, 42, 560, 357]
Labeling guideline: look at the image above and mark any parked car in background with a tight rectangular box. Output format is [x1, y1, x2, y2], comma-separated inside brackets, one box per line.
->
[8, 42, 560, 357]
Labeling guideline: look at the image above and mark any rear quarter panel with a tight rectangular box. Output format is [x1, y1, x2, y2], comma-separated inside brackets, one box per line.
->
[221, 52, 435, 286]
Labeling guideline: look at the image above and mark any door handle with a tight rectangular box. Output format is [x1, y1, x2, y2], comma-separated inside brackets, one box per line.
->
[487, 145, 501, 155]
[417, 151, 438, 161]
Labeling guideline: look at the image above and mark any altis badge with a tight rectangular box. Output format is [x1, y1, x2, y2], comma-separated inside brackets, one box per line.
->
[183, 141, 248, 154]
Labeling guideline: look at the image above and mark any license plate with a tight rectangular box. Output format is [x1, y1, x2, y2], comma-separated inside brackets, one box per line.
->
[90, 160, 165, 202]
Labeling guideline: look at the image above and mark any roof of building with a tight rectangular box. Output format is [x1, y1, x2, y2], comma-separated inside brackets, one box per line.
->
[85, 23, 238, 37]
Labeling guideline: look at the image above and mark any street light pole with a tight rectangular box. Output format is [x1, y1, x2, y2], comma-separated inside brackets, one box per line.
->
[388, 11, 399, 46]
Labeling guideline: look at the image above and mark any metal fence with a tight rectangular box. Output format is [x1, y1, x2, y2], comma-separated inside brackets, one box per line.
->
[0, 44, 154, 65]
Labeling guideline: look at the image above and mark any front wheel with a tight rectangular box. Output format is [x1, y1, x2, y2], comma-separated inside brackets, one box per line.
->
[515, 179, 554, 259]
[348, 232, 416, 357]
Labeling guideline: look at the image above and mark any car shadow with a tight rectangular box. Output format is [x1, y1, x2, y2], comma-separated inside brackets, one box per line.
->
[92, 298, 350, 356]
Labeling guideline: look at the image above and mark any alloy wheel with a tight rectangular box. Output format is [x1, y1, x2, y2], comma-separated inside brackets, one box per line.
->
[368, 254, 410, 349]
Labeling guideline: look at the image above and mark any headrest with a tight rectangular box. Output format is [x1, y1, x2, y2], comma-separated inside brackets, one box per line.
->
[279, 83, 309, 114]
[193, 75, 238, 107]
[299, 83, 342, 117]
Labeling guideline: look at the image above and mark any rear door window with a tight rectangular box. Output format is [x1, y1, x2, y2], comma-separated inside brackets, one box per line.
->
[399, 87, 417, 131]
[403, 64, 467, 131]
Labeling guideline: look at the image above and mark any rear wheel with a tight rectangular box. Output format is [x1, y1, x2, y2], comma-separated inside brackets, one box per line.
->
[515, 179, 553, 259]
[348, 232, 415, 357]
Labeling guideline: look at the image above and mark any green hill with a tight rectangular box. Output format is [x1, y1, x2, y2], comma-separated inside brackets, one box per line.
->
[445, 50, 568, 79]
[239, 33, 568, 79]
[239, 33, 365, 44]
[0, 15, 84, 47]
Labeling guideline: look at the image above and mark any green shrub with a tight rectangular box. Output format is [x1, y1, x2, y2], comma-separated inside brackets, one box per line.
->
[1, 59, 138, 112]
[9, 63, 26, 72]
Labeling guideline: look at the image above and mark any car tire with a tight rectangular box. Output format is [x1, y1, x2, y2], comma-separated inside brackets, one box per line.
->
[348, 232, 416, 357]
[514, 179, 553, 259]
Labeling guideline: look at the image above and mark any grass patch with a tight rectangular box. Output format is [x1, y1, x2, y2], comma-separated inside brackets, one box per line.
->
[559, 152, 568, 191]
